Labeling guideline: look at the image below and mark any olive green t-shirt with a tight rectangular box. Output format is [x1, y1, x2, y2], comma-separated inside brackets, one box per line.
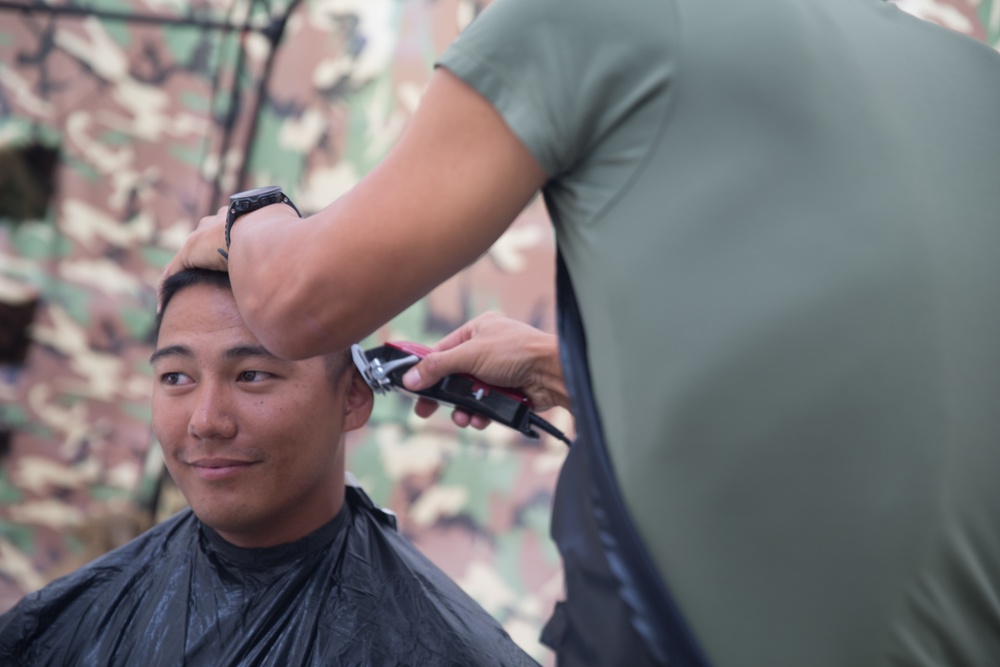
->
[439, 1, 1000, 665]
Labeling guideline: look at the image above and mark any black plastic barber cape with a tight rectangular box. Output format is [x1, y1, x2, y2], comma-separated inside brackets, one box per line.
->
[0, 480, 536, 666]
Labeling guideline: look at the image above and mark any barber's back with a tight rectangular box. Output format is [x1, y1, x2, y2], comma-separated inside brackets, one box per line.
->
[562, 1, 1000, 666]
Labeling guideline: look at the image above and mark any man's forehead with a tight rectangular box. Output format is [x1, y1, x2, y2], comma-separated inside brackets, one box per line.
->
[155, 284, 261, 352]
[153, 284, 317, 375]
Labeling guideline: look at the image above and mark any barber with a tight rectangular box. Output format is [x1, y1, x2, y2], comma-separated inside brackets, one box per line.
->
[163, 0, 1000, 664]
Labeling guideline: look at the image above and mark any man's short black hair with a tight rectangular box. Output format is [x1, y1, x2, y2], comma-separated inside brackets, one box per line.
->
[153, 269, 352, 382]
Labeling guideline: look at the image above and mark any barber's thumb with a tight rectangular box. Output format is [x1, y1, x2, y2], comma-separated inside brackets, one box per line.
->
[403, 359, 434, 391]
[402, 366, 425, 390]
[403, 352, 451, 390]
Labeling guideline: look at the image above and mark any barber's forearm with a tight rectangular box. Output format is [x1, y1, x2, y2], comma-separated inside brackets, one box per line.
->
[224, 206, 308, 358]
[223, 206, 378, 360]
[218, 69, 548, 361]
[225, 198, 475, 361]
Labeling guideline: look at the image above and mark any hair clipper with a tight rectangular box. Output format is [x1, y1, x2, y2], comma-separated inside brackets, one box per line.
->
[351, 342, 570, 445]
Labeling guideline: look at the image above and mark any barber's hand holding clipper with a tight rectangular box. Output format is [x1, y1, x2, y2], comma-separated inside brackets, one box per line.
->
[402, 312, 571, 432]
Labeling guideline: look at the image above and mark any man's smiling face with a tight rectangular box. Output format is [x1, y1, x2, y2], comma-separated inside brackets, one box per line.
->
[151, 280, 370, 547]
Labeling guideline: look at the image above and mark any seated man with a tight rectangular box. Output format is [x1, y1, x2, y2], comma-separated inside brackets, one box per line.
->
[0, 269, 536, 667]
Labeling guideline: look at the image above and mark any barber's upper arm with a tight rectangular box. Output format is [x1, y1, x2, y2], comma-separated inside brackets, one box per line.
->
[263, 68, 548, 357]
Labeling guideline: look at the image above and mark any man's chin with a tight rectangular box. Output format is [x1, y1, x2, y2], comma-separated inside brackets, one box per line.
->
[188, 502, 257, 539]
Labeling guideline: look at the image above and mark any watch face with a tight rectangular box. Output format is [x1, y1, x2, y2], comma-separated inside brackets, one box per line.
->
[230, 185, 282, 201]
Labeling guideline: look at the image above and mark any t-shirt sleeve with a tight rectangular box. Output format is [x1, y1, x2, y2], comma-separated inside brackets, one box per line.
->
[435, 0, 675, 178]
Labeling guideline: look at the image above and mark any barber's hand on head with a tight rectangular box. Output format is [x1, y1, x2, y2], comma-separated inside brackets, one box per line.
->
[402, 312, 570, 430]
[158, 206, 229, 308]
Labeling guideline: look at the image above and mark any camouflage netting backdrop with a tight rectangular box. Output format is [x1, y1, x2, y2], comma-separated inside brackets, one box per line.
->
[0, 0, 996, 662]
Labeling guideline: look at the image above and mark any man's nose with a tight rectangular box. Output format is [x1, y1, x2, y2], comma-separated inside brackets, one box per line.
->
[188, 383, 237, 440]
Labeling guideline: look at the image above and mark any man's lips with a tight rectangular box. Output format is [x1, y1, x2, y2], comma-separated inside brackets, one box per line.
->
[187, 457, 259, 481]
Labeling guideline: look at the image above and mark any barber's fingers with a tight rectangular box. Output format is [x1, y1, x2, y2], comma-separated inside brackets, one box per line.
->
[413, 397, 490, 431]
[461, 412, 490, 430]
[403, 318, 535, 394]
[413, 397, 440, 419]
[448, 407, 489, 430]
[157, 207, 230, 310]
[159, 208, 226, 274]
[402, 319, 481, 388]
[430, 319, 476, 353]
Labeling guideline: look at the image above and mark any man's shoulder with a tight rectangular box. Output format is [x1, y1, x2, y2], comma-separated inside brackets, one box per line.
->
[4, 508, 198, 613]
[75, 508, 198, 579]
[0, 509, 199, 664]
[336, 480, 538, 665]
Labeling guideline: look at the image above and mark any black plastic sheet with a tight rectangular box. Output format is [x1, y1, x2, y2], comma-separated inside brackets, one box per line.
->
[0, 482, 538, 666]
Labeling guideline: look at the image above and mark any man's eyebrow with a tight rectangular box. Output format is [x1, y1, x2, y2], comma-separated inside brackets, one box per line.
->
[225, 345, 283, 362]
[149, 344, 285, 366]
[150, 345, 192, 365]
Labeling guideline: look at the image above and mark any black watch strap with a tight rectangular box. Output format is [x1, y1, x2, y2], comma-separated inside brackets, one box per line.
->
[224, 185, 301, 249]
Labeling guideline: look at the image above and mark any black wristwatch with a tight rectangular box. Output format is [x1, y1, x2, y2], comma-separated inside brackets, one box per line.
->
[224, 185, 301, 249]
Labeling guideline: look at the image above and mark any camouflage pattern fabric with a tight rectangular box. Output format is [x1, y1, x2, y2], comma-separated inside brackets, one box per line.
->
[0, 1, 996, 663]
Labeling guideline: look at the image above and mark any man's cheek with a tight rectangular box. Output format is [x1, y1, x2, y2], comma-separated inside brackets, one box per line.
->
[151, 403, 184, 440]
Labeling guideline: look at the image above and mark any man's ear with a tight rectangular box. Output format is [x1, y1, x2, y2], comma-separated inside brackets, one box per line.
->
[342, 369, 374, 432]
